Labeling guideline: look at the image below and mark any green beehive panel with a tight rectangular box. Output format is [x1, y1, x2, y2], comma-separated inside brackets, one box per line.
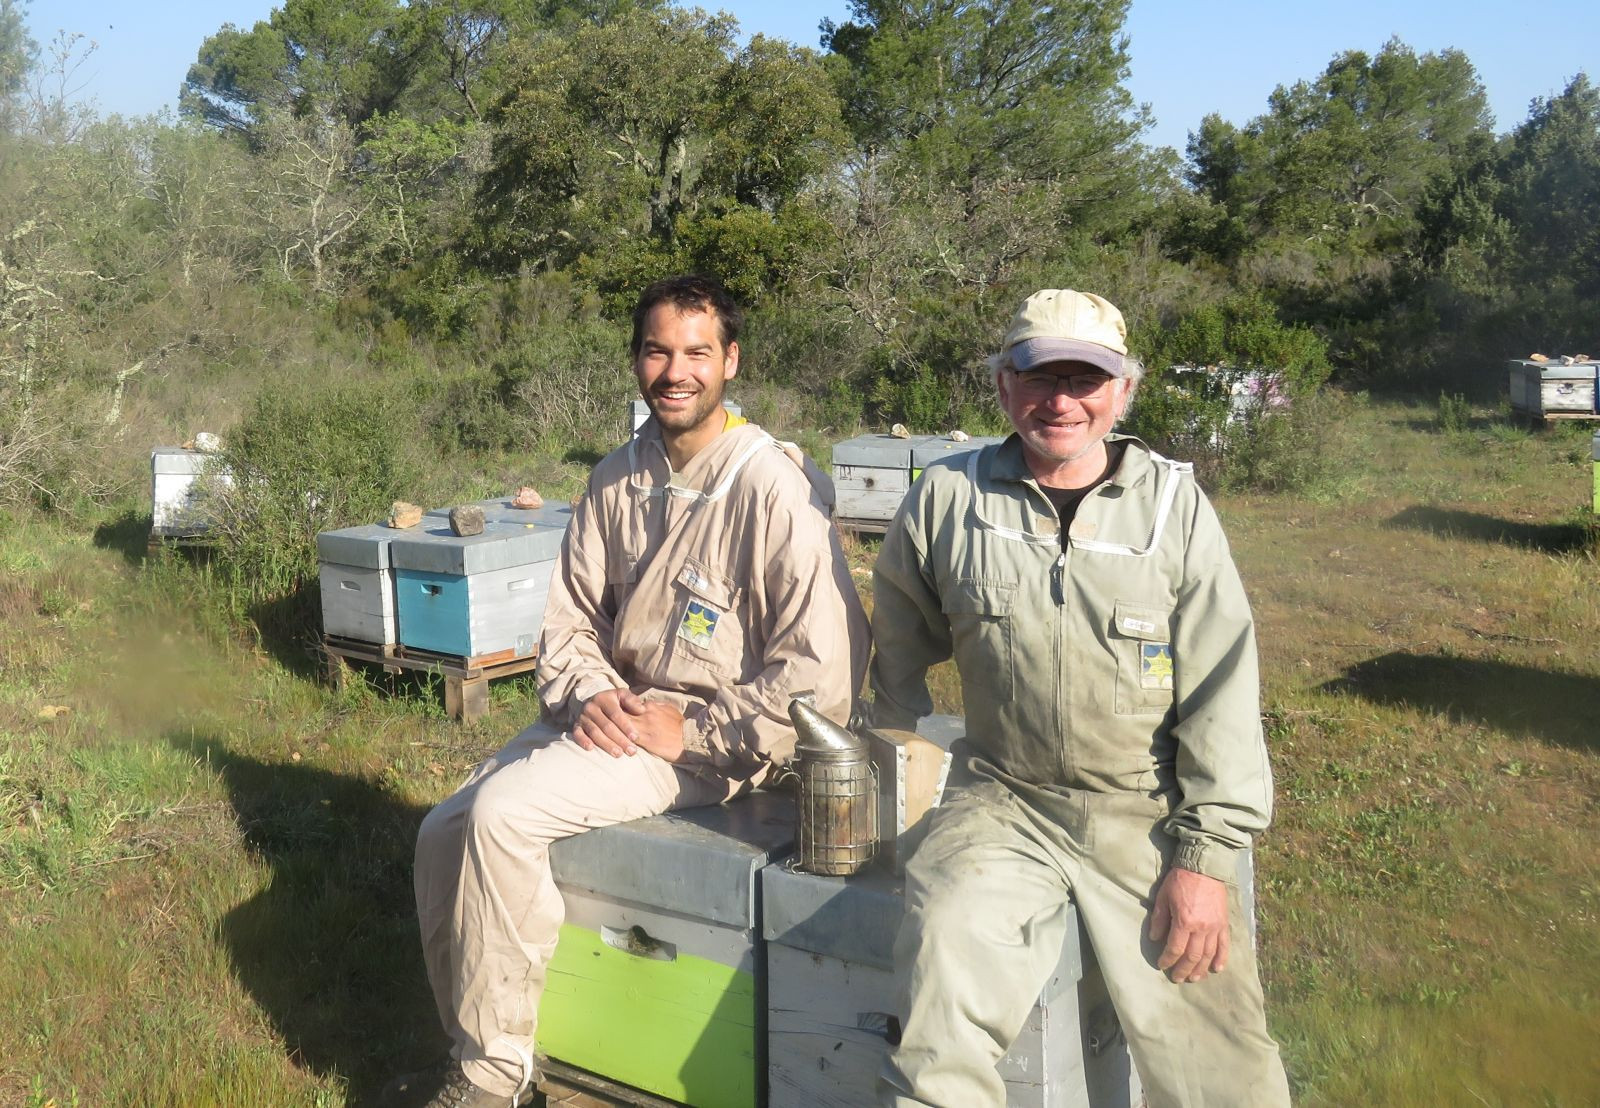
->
[539, 923, 758, 1108]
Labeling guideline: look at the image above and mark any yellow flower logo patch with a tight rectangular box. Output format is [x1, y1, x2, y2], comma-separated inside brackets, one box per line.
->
[678, 600, 720, 648]
[1140, 642, 1173, 690]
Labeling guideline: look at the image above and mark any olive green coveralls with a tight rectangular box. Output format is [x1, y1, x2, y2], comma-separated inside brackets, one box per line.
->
[871, 434, 1290, 1107]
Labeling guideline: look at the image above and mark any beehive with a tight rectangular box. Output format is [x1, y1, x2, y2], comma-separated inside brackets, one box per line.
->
[831, 433, 1002, 526]
[150, 448, 231, 538]
[388, 519, 568, 659]
[541, 793, 795, 1108]
[762, 864, 1141, 1108]
[316, 524, 402, 644]
[1508, 359, 1598, 418]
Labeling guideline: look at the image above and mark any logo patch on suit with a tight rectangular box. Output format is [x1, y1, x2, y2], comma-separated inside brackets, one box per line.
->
[1140, 643, 1173, 689]
[678, 600, 721, 647]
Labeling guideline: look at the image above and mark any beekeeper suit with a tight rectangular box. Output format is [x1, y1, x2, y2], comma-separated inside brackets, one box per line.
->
[872, 290, 1290, 1107]
[391, 276, 868, 1108]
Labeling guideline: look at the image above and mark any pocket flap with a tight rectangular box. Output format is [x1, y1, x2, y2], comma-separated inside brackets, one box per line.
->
[677, 560, 737, 608]
[943, 579, 1015, 617]
[1111, 600, 1171, 640]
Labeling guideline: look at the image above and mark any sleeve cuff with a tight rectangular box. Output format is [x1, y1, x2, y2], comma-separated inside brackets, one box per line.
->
[1171, 838, 1241, 884]
[680, 713, 719, 761]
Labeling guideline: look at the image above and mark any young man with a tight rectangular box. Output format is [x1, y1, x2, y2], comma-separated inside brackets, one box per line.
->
[388, 275, 868, 1107]
[871, 289, 1291, 1106]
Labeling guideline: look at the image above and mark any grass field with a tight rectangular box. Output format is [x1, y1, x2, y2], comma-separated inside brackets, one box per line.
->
[2, 397, 1597, 1106]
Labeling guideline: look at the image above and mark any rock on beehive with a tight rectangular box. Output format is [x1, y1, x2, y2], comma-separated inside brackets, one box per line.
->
[449, 504, 486, 536]
[388, 501, 424, 529]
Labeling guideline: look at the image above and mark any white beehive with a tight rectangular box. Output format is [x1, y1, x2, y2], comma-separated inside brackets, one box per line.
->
[150, 448, 232, 538]
[316, 524, 402, 645]
[831, 433, 1001, 527]
[1508, 358, 1598, 418]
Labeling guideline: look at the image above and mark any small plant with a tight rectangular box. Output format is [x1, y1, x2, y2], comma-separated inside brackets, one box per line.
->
[1437, 392, 1471, 433]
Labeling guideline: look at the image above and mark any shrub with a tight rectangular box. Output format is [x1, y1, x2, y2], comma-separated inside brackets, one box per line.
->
[207, 381, 418, 641]
[1438, 392, 1472, 433]
[1124, 294, 1335, 492]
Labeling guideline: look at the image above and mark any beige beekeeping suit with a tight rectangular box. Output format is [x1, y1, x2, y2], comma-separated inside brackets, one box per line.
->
[415, 417, 868, 1100]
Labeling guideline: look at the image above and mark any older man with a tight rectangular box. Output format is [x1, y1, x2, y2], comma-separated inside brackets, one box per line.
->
[388, 275, 869, 1108]
[871, 289, 1290, 1106]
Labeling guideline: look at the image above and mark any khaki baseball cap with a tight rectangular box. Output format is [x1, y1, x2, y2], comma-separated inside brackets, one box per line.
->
[1001, 289, 1128, 376]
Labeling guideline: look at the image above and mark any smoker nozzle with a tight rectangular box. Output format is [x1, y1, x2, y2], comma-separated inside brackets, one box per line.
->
[789, 694, 864, 756]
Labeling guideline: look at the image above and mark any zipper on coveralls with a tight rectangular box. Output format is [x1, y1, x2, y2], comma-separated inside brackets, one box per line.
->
[1052, 548, 1070, 783]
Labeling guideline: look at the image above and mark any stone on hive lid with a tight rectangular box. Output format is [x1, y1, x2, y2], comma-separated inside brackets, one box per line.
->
[388, 501, 424, 529]
[449, 504, 486, 536]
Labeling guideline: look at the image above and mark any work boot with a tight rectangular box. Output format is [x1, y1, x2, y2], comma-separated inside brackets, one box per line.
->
[380, 1058, 537, 1108]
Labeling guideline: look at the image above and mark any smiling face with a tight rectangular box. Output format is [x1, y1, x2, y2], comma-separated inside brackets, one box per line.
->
[996, 361, 1130, 487]
[633, 303, 739, 464]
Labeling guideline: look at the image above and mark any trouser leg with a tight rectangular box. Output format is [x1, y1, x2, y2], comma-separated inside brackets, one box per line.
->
[880, 784, 1075, 1108]
[414, 723, 725, 1097]
[1070, 792, 1290, 1108]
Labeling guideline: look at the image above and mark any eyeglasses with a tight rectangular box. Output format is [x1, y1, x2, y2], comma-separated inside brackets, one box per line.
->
[1013, 371, 1117, 399]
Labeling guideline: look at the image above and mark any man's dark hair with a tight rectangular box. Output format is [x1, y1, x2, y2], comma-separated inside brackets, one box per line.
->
[630, 275, 744, 357]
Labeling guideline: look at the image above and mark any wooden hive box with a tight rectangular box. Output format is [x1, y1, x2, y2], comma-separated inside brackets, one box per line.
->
[388, 518, 568, 661]
[1508, 359, 1597, 417]
[542, 792, 795, 1108]
[316, 523, 402, 645]
[761, 864, 1141, 1108]
[150, 448, 231, 538]
[831, 433, 1002, 528]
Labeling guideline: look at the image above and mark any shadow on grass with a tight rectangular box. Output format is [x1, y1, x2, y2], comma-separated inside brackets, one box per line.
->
[172, 734, 441, 1105]
[91, 509, 155, 567]
[1319, 651, 1600, 752]
[561, 444, 605, 468]
[247, 582, 330, 682]
[1384, 505, 1591, 553]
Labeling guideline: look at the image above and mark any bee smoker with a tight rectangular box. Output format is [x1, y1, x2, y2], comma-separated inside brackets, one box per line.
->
[788, 695, 877, 876]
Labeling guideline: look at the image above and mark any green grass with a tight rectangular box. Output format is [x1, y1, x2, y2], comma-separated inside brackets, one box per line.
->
[1, 397, 1598, 1104]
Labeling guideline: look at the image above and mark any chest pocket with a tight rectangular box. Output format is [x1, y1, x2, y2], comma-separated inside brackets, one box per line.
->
[666, 558, 745, 680]
[1111, 599, 1175, 716]
[943, 579, 1015, 701]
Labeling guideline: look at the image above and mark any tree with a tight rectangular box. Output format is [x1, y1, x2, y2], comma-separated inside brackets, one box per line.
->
[181, 0, 407, 135]
[1494, 74, 1600, 288]
[0, 0, 35, 135]
[821, 0, 1155, 232]
[1187, 40, 1492, 257]
[476, 9, 846, 283]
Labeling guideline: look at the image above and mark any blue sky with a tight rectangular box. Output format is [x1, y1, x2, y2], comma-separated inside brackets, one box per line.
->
[24, 0, 1597, 155]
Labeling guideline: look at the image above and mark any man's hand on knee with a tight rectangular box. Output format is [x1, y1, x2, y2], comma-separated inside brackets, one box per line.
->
[572, 689, 648, 757]
[1149, 867, 1231, 984]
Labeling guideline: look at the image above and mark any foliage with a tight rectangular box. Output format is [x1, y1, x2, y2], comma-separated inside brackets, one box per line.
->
[1437, 391, 1471, 434]
[1125, 295, 1333, 490]
[1187, 40, 1491, 259]
[209, 382, 418, 636]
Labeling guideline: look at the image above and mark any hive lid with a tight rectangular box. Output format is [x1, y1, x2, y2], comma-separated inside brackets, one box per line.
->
[316, 523, 401, 569]
[910, 435, 1003, 469]
[389, 518, 568, 575]
[151, 448, 211, 476]
[548, 790, 795, 927]
[832, 434, 919, 468]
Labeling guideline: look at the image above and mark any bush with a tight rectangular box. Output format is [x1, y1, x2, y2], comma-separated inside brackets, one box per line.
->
[1124, 294, 1335, 492]
[1438, 392, 1472, 433]
[208, 381, 418, 640]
